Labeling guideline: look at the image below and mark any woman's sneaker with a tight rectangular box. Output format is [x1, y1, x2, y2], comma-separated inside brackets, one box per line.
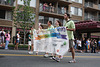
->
[68, 59, 76, 63]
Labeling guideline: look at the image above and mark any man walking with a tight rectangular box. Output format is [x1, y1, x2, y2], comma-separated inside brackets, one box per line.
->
[44, 21, 54, 57]
[64, 13, 76, 63]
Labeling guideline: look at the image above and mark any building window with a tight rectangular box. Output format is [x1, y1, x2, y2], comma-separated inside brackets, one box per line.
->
[78, 8, 82, 16]
[84, 11, 98, 21]
[0, 10, 5, 19]
[72, 0, 82, 4]
[0, 0, 14, 6]
[24, 0, 29, 5]
[18, 0, 36, 7]
[71, 7, 82, 16]
[58, 7, 68, 15]
[49, 17, 53, 24]
[0, 10, 12, 20]
[44, 17, 49, 24]
[74, 7, 78, 15]
[39, 16, 49, 24]
[73, 20, 79, 22]
[39, 16, 64, 26]
[71, 7, 74, 15]
[39, 16, 44, 24]
[5, 11, 12, 20]
[75, 0, 78, 2]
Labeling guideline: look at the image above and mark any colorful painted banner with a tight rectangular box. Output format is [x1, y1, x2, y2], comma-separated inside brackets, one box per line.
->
[33, 27, 69, 56]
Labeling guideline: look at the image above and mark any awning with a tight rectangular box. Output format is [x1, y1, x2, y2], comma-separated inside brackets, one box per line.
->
[75, 21, 100, 30]
[16, 28, 30, 32]
[0, 26, 12, 31]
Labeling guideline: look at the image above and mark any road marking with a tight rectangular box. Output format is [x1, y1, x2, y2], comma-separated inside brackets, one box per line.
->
[0, 54, 100, 58]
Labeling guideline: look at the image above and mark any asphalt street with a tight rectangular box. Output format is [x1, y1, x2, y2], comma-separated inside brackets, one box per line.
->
[0, 49, 100, 67]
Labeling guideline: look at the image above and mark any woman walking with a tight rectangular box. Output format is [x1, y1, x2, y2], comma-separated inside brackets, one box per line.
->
[5, 31, 10, 49]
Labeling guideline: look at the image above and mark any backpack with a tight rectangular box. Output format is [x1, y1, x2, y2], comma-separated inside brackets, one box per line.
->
[15, 35, 17, 40]
[1, 32, 4, 36]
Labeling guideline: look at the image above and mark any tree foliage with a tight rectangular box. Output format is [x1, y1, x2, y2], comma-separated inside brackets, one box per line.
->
[12, 0, 35, 45]
[13, 0, 35, 29]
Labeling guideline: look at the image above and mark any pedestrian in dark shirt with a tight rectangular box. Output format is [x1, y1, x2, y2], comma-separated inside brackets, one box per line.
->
[82, 38, 85, 52]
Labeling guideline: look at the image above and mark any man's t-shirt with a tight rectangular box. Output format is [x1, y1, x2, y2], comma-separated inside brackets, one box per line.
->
[48, 25, 54, 30]
[86, 41, 88, 45]
[64, 20, 75, 40]
[98, 41, 100, 46]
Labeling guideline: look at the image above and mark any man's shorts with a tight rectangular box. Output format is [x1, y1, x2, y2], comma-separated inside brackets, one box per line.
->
[69, 40, 74, 48]
[28, 41, 31, 46]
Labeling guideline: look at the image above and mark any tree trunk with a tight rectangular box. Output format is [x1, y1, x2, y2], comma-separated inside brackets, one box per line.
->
[23, 29, 26, 45]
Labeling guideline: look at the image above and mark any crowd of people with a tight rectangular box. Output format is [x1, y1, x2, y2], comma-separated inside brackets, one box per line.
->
[41, 3, 55, 12]
[0, 29, 10, 49]
[74, 38, 100, 53]
[41, 3, 67, 14]
[0, 29, 21, 50]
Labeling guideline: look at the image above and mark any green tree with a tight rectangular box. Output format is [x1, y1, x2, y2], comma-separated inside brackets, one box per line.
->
[13, 0, 35, 45]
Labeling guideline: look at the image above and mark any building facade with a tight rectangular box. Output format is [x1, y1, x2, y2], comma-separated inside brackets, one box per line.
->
[35, 0, 84, 29]
[35, 0, 100, 39]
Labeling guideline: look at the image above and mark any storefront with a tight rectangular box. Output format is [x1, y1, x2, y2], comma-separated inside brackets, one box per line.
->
[0, 27, 30, 44]
[75, 20, 100, 39]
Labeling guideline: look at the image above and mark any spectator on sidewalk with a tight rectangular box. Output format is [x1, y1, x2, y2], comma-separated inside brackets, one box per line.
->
[28, 27, 36, 54]
[0, 29, 5, 47]
[98, 40, 100, 52]
[14, 31, 21, 50]
[5, 31, 10, 49]
[77, 39, 82, 53]
[86, 38, 90, 52]
[0, 33, 1, 45]
[28, 32, 31, 51]
[82, 38, 85, 52]
[93, 40, 97, 53]
[90, 39, 94, 53]
[74, 38, 77, 50]
[85, 39, 89, 53]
